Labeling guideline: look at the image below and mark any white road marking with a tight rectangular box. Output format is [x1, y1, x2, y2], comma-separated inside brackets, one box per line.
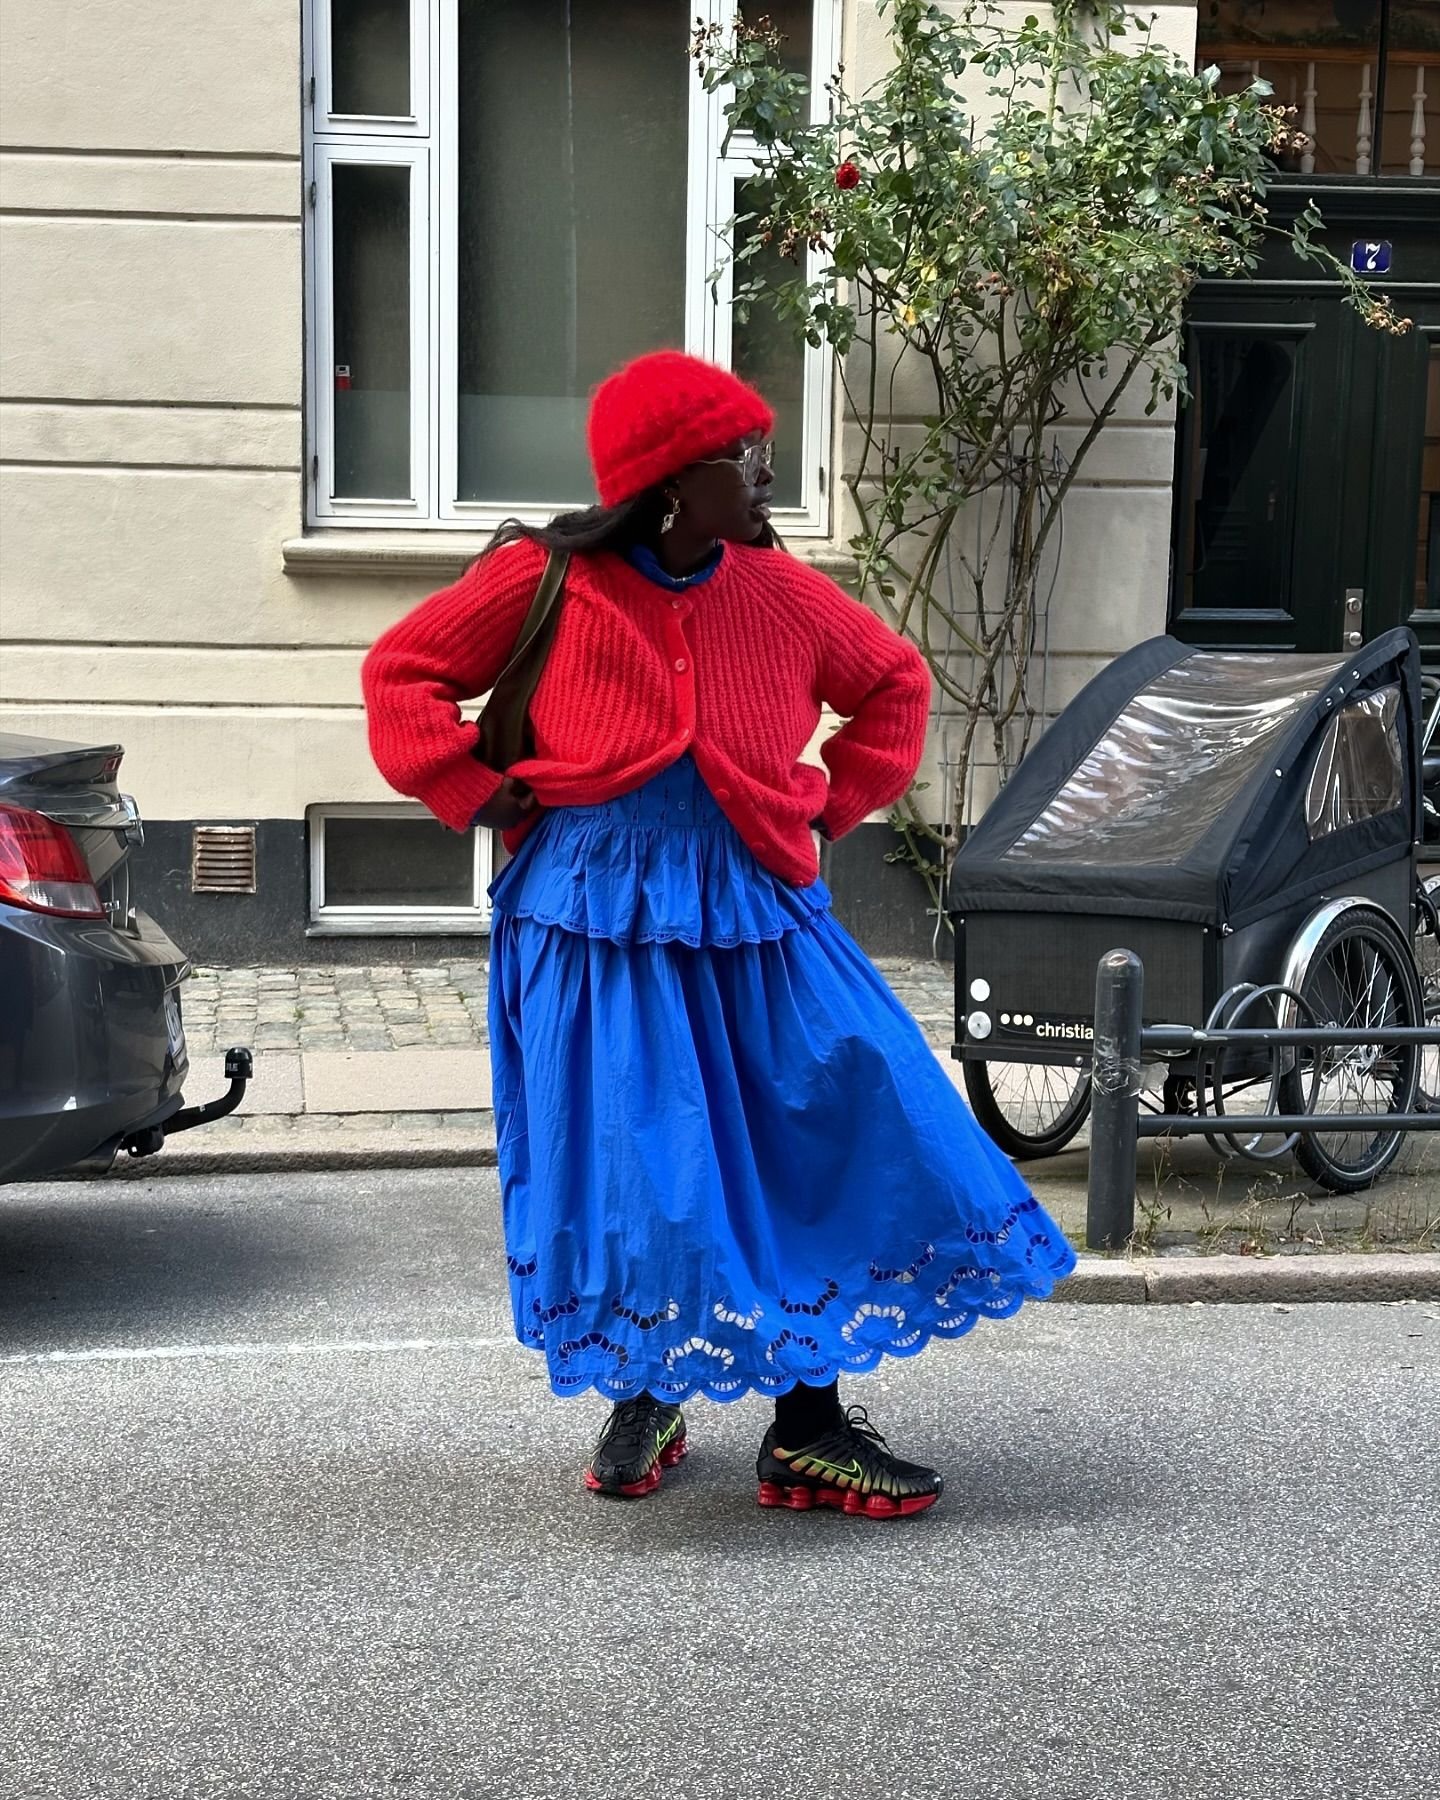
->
[0, 1335, 513, 1369]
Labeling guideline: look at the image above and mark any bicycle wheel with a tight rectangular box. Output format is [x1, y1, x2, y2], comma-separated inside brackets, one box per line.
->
[1280, 906, 1423, 1193]
[964, 1059, 1092, 1160]
[1415, 874, 1440, 1111]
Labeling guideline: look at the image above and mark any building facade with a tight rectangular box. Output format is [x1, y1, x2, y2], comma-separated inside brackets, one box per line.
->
[1, 0, 1436, 962]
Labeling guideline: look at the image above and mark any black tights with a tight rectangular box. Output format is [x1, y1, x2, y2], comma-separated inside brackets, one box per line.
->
[634, 1379, 843, 1443]
[773, 1379, 844, 1444]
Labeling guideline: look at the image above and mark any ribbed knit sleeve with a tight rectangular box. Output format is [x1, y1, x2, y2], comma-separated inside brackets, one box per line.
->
[361, 542, 546, 831]
[812, 586, 931, 841]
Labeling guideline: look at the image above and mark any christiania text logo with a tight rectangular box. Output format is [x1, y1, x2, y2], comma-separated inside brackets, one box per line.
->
[1001, 1013, 1094, 1041]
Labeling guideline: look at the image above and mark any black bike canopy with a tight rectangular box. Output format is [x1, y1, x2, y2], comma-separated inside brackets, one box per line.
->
[951, 630, 1422, 929]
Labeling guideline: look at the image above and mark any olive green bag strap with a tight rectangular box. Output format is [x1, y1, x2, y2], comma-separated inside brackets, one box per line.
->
[473, 549, 570, 774]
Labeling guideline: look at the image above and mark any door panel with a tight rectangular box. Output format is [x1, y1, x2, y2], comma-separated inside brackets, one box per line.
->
[1174, 272, 1440, 662]
[1171, 301, 1346, 651]
[1173, 317, 1309, 638]
[1367, 307, 1440, 658]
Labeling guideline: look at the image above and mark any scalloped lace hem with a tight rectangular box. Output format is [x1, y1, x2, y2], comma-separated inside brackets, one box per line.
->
[529, 1309, 990, 1403]
[513, 1271, 1073, 1405]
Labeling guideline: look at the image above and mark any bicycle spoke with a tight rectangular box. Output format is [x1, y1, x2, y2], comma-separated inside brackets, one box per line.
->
[1306, 929, 1411, 1173]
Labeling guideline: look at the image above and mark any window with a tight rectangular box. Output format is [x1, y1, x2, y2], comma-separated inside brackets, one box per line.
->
[1305, 686, 1404, 840]
[308, 803, 495, 933]
[1007, 652, 1339, 866]
[1196, 1, 1438, 179]
[304, 0, 836, 532]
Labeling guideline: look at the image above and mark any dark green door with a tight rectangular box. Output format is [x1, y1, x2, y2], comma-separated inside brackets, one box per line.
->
[1172, 188, 1440, 662]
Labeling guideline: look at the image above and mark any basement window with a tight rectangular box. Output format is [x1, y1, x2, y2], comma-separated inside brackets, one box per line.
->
[308, 803, 493, 935]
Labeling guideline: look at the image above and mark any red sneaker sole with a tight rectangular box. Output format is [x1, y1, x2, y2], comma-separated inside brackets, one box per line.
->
[756, 1478, 938, 1520]
[585, 1435, 688, 1499]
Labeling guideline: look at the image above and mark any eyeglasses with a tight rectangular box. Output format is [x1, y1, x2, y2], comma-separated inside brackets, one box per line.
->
[695, 440, 775, 483]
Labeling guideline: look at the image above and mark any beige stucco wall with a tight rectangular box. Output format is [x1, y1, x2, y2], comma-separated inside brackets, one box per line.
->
[0, 0, 399, 818]
[0, 0, 1192, 829]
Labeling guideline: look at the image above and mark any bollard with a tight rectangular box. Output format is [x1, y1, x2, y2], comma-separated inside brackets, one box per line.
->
[1086, 949, 1144, 1251]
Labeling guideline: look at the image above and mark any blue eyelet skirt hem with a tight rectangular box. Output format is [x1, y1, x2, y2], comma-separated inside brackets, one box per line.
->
[488, 765, 1076, 1404]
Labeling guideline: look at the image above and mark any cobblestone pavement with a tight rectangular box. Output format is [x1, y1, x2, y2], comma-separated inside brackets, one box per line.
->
[183, 957, 956, 1057]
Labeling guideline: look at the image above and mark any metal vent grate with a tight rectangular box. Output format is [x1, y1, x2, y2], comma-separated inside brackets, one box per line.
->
[191, 824, 258, 894]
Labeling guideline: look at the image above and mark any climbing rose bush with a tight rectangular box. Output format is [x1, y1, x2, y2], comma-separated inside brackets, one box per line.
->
[696, 0, 1404, 903]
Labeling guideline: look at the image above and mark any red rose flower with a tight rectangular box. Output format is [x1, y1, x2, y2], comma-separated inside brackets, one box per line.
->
[834, 160, 861, 191]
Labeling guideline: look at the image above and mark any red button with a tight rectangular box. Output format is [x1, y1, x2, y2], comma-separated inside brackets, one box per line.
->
[714, 787, 731, 802]
[674, 658, 688, 673]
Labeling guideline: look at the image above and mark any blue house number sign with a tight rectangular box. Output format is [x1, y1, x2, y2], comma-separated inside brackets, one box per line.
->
[1351, 240, 1393, 275]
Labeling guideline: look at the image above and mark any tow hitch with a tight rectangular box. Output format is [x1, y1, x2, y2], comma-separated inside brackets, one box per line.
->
[122, 1047, 254, 1158]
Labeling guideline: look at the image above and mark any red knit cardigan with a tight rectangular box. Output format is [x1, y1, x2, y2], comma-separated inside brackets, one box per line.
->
[361, 539, 931, 887]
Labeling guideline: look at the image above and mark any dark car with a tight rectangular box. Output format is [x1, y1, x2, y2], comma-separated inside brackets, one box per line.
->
[0, 732, 250, 1183]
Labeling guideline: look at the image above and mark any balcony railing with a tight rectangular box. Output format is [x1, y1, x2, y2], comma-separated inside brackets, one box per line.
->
[1203, 43, 1436, 177]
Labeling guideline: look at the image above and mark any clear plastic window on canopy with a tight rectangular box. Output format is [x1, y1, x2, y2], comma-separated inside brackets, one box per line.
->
[1305, 686, 1404, 840]
[1006, 652, 1350, 866]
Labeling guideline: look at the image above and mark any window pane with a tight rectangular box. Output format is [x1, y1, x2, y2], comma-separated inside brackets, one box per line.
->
[331, 0, 411, 117]
[1306, 687, 1404, 840]
[332, 162, 411, 499]
[1010, 652, 1342, 865]
[732, 179, 807, 509]
[740, 0, 812, 80]
[1196, 1, 1383, 176]
[1379, 5, 1440, 176]
[1177, 329, 1303, 615]
[322, 817, 474, 909]
[455, 0, 690, 505]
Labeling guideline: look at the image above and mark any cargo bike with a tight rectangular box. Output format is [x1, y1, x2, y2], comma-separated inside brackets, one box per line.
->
[950, 630, 1440, 1194]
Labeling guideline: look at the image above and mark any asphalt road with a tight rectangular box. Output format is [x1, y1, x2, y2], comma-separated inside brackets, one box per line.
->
[1, 1169, 1436, 1800]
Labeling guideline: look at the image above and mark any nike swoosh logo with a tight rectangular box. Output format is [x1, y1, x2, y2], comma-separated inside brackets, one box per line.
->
[789, 1454, 863, 1480]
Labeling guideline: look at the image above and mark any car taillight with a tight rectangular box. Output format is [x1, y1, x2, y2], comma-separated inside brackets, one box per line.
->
[0, 805, 106, 919]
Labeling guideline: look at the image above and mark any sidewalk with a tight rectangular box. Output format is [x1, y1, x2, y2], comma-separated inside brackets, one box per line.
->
[181, 956, 958, 1056]
[148, 958, 1440, 1262]
[165, 952, 951, 1157]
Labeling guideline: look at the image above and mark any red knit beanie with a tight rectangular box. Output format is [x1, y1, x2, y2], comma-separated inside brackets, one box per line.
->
[588, 351, 775, 508]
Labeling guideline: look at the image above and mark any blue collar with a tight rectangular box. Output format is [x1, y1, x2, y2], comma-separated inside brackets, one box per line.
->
[625, 542, 724, 592]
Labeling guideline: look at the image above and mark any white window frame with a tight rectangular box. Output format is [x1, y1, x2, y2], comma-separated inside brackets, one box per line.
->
[311, 0, 433, 136]
[303, 0, 837, 536]
[310, 142, 432, 520]
[307, 802, 495, 936]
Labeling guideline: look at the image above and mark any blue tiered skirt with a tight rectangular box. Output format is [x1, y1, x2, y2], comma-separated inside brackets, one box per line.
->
[488, 756, 1075, 1403]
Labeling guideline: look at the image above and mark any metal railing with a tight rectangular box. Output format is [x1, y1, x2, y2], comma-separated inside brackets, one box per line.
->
[1086, 949, 1440, 1250]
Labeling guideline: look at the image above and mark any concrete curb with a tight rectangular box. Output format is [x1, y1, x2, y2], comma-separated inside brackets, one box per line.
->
[52, 1134, 500, 1181]
[50, 1143, 1440, 1298]
[1053, 1252, 1440, 1304]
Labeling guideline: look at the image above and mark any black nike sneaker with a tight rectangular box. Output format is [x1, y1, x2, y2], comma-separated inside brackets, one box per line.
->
[584, 1396, 688, 1498]
[756, 1405, 942, 1519]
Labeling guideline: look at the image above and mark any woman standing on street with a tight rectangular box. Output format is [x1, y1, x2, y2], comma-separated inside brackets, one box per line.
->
[363, 351, 1075, 1519]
